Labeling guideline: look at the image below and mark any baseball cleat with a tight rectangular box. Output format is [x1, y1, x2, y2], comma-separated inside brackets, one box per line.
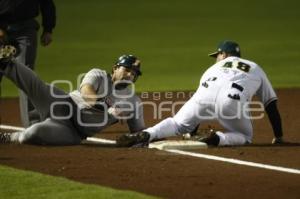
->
[116, 131, 150, 147]
[0, 132, 11, 143]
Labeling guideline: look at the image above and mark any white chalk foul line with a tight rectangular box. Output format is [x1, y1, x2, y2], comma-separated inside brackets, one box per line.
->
[166, 149, 300, 175]
[86, 137, 300, 175]
[0, 124, 25, 131]
[2, 124, 299, 175]
[86, 137, 116, 144]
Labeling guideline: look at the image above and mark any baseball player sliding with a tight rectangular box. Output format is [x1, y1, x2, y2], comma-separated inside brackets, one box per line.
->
[117, 40, 284, 147]
[0, 44, 144, 145]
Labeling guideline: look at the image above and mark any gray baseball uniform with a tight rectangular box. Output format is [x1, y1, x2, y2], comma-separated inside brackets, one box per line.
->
[2, 61, 144, 145]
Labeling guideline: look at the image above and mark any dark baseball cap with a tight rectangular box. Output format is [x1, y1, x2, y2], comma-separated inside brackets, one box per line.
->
[208, 40, 241, 57]
[115, 54, 142, 76]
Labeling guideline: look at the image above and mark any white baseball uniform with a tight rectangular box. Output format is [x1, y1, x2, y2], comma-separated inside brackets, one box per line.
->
[145, 56, 277, 146]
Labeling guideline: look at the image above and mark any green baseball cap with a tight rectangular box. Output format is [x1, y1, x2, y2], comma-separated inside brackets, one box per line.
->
[208, 40, 241, 57]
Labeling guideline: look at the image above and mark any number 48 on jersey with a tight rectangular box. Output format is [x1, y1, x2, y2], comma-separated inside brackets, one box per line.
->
[222, 61, 251, 73]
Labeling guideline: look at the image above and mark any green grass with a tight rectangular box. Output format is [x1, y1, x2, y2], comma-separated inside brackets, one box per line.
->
[0, 165, 157, 199]
[1, 0, 300, 96]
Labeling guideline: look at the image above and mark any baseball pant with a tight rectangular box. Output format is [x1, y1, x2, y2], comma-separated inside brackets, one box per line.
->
[3, 60, 81, 145]
[145, 83, 253, 146]
[7, 19, 40, 127]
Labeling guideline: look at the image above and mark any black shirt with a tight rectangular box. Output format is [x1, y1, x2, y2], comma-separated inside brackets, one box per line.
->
[0, 0, 56, 32]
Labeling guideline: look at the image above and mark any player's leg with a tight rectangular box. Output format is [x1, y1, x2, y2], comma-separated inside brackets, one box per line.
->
[144, 117, 181, 141]
[217, 117, 253, 146]
[132, 96, 214, 143]
[14, 26, 39, 127]
[116, 88, 218, 147]
[215, 92, 253, 146]
[1, 60, 69, 120]
[117, 97, 200, 147]
[9, 118, 81, 145]
[116, 97, 215, 147]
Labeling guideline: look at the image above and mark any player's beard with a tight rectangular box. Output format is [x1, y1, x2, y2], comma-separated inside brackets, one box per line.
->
[111, 69, 134, 89]
[114, 82, 128, 90]
[112, 74, 133, 90]
[113, 79, 133, 90]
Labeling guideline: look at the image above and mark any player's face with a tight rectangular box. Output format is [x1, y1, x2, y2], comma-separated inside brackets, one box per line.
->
[112, 66, 136, 82]
[216, 52, 227, 62]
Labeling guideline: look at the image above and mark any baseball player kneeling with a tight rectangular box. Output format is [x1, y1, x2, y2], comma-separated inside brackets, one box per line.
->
[117, 40, 284, 147]
[0, 45, 145, 145]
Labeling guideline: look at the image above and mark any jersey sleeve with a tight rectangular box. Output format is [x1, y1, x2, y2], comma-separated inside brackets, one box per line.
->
[126, 97, 145, 132]
[256, 68, 277, 107]
[80, 68, 107, 92]
[39, 0, 56, 33]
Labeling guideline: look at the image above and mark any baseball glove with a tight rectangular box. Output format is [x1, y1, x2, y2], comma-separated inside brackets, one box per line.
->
[0, 28, 20, 56]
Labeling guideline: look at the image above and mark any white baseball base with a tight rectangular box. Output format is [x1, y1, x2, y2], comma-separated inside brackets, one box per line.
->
[148, 140, 208, 150]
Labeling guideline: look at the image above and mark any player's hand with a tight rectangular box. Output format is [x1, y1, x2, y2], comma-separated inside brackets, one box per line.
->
[40, 32, 53, 46]
[108, 107, 128, 125]
[271, 137, 284, 144]
[108, 107, 123, 118]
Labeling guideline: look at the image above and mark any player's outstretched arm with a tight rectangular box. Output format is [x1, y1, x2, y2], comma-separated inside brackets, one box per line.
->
[265, 100, 284, 144]
[80, 84, 98, 107]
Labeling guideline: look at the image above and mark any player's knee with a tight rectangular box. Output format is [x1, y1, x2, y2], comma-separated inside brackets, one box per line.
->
[217, 131, 247, 146]
[18, 124, 46, 145]
[173, 120, 196, 134]
[173, 116, 198, 134]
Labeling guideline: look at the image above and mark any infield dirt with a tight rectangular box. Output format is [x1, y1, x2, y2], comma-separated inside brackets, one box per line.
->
[1, 89, 300, 199]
